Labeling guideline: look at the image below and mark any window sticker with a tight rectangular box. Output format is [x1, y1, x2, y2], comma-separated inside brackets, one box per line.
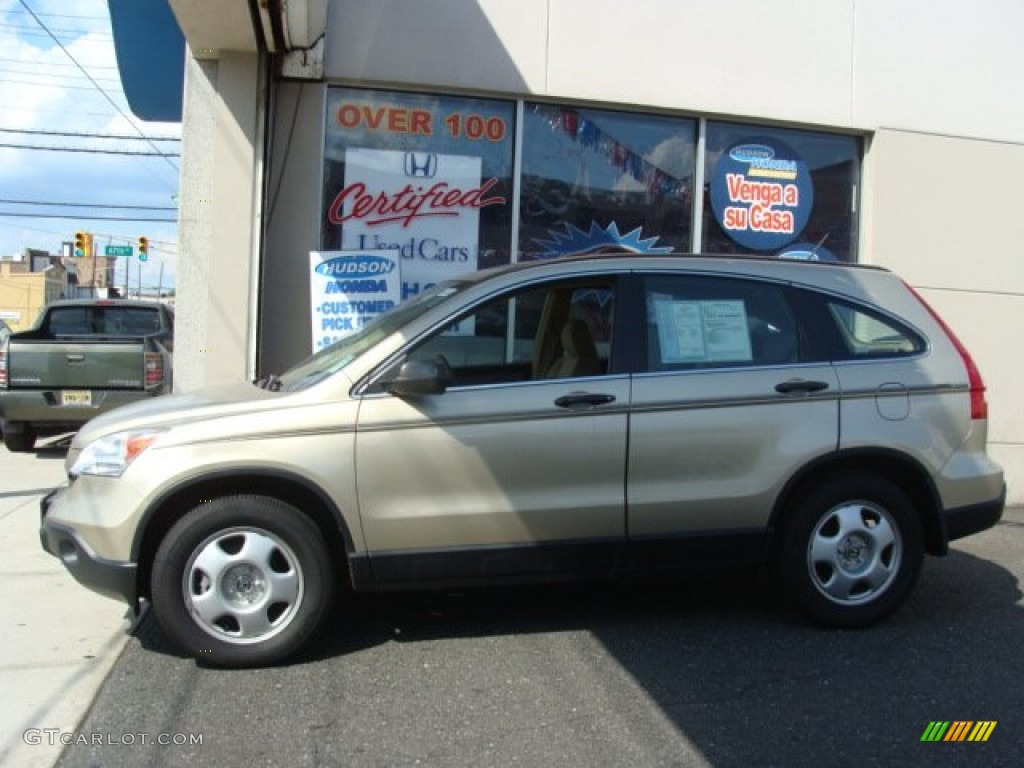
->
[654, 299, 752, 364]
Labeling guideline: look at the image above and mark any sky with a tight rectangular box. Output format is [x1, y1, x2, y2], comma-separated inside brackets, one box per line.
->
[0, 0, 181, 292]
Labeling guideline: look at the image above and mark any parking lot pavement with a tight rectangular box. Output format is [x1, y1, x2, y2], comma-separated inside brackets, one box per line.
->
[54, 506, 1024, 767]
[0, 440, 130, 768]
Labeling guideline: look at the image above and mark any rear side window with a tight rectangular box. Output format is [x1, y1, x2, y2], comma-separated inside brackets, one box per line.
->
[825, 302, 925, 359]
[641, 275, 802, 372]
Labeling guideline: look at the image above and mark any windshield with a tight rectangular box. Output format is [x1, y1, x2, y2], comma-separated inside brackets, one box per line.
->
[275, 281, 467, 391]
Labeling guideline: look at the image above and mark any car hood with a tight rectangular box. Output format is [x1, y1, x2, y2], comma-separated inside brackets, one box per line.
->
[73, 381, 288, 446]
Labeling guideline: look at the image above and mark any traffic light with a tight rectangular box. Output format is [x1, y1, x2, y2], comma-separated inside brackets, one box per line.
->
[73, 231, 92, 258]
[137, 236, 149, 262]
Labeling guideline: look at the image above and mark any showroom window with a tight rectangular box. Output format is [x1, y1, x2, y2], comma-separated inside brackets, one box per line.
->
[519, 104, 696, 259]
[321, 88, 516, 301]
[703, 123, 861, 262]
[316, 87, 864, 348]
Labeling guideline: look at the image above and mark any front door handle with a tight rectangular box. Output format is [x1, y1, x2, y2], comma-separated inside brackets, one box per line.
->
[554, 392, 616, 409]
[775, 379, 830, 394]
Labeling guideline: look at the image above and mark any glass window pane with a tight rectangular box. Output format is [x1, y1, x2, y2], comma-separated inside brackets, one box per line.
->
[519, 104, 696, 259]
[643, 276, 799, 372]
[410, 280, 615, 386]
[703, 123, 861, 262]
[826, 303, 923, 358]
[322, 88, 516, 301]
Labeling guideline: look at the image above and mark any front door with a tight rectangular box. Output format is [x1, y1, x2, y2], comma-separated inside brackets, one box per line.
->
[355, 277, 628, 582]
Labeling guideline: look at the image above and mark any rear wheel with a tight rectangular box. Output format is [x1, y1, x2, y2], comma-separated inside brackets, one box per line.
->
[151, 495, 334, 667]
[3, 424, 35, 453]
[778, 472, 923, 627]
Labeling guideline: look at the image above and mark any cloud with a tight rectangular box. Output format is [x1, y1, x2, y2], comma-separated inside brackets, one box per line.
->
[0, 0, 180, 291]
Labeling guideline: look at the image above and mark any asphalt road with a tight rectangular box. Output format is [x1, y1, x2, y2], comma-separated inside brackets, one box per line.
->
[54, 508, 1023, 768]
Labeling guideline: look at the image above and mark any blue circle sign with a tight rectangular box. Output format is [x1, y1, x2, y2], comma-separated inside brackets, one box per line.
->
[709, 137, 814, 251]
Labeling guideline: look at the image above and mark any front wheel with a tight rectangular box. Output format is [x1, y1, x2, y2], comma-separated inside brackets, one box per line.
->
[151, 496, 334, 667]
[777, 473, 923, 628]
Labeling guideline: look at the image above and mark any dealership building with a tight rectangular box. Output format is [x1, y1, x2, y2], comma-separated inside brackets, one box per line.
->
[116, 0, 1024, 502]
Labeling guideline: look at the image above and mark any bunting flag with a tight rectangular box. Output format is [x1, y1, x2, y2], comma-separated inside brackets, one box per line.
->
[534, 105, 688, 197]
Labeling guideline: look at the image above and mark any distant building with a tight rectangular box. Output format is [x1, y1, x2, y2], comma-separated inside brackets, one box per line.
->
[0, 250, 68, 330]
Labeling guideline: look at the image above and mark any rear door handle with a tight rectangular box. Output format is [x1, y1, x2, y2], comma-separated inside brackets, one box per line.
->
[65, 353, 85, 363]
[775, 379, 830, 394]
[554, 392, 616, 409]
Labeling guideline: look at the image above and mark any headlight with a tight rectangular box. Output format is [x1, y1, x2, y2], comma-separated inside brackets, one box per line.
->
[71, 430, 166, 477]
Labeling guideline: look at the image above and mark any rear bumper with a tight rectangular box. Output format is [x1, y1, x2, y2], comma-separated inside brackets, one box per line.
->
[944, 484, 1006, 543]
[0, 389, 157, 429]
[39, 490, 137, 603]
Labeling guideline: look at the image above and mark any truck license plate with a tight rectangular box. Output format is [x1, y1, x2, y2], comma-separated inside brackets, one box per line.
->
[61, 390, 92, 407]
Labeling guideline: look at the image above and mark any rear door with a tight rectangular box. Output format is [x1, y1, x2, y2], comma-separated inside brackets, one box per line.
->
[627, 272, 839, 546]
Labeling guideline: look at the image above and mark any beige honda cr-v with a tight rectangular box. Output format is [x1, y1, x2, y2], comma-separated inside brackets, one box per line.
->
[40, 255, 1005, 667]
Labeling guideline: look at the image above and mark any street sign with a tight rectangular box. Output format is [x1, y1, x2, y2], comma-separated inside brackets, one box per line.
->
[105, 245, 134, 257]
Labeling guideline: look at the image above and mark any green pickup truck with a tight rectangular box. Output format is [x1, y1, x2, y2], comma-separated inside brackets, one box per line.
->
[0, 299, 174, 452]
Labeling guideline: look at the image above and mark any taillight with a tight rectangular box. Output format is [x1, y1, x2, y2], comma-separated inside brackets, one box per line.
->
[144, 352, 164, 389]
[905, 282, 988, 420]
[0, 345, 7, 389]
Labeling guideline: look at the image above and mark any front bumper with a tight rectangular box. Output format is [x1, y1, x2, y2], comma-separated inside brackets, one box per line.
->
[40, 490, 137, 603]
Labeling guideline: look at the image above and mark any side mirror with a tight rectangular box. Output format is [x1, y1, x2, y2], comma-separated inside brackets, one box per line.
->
[382, 359, 450, 398]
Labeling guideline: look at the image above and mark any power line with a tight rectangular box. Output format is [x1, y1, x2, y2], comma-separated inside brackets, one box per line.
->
[4, 9, 109, 21]
[16, 0, 180, 178]
[0, 212, 177, 222]
[0, 198, 177, 211]
[0, 22, 112, 38]
[0, 55, 117, 69]
[0, 143, 180, 157]
[0, 127, 180, 142]
[1, 77, 126, 91]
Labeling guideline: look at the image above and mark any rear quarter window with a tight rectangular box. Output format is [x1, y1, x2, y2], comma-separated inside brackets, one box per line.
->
[825, 301, 925, 359]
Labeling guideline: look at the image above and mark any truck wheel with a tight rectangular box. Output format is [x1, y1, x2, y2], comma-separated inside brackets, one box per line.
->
[3, 425, 36, 453]
[151, 495, 335, 668]
[777, 472, 923, 628]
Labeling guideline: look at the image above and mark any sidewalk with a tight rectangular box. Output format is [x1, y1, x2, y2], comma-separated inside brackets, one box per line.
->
[0, 440, 130, 768]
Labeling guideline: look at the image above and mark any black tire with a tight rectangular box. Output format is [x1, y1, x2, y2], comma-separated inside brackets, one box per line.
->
[777, 472, 923, 628]
[3, 424, 35, 453]
[151, 495, 335, 668]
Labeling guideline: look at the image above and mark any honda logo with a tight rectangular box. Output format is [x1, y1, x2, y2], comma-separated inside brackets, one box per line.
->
[404, 152, 438, 178]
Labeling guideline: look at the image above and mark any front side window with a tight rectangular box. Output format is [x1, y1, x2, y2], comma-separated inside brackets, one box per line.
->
[409, 279, 616, 387]
[642, 275, 801, 372]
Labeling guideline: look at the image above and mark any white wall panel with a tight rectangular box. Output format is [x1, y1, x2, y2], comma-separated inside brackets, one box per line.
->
[325, 0, 545, 93]
[852, 0, 1024, 143]
[865, 130, 1024, 294]
[545, 0, 855, 124]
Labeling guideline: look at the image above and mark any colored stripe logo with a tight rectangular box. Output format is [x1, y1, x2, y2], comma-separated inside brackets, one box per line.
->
[921, 721, 997, 742]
